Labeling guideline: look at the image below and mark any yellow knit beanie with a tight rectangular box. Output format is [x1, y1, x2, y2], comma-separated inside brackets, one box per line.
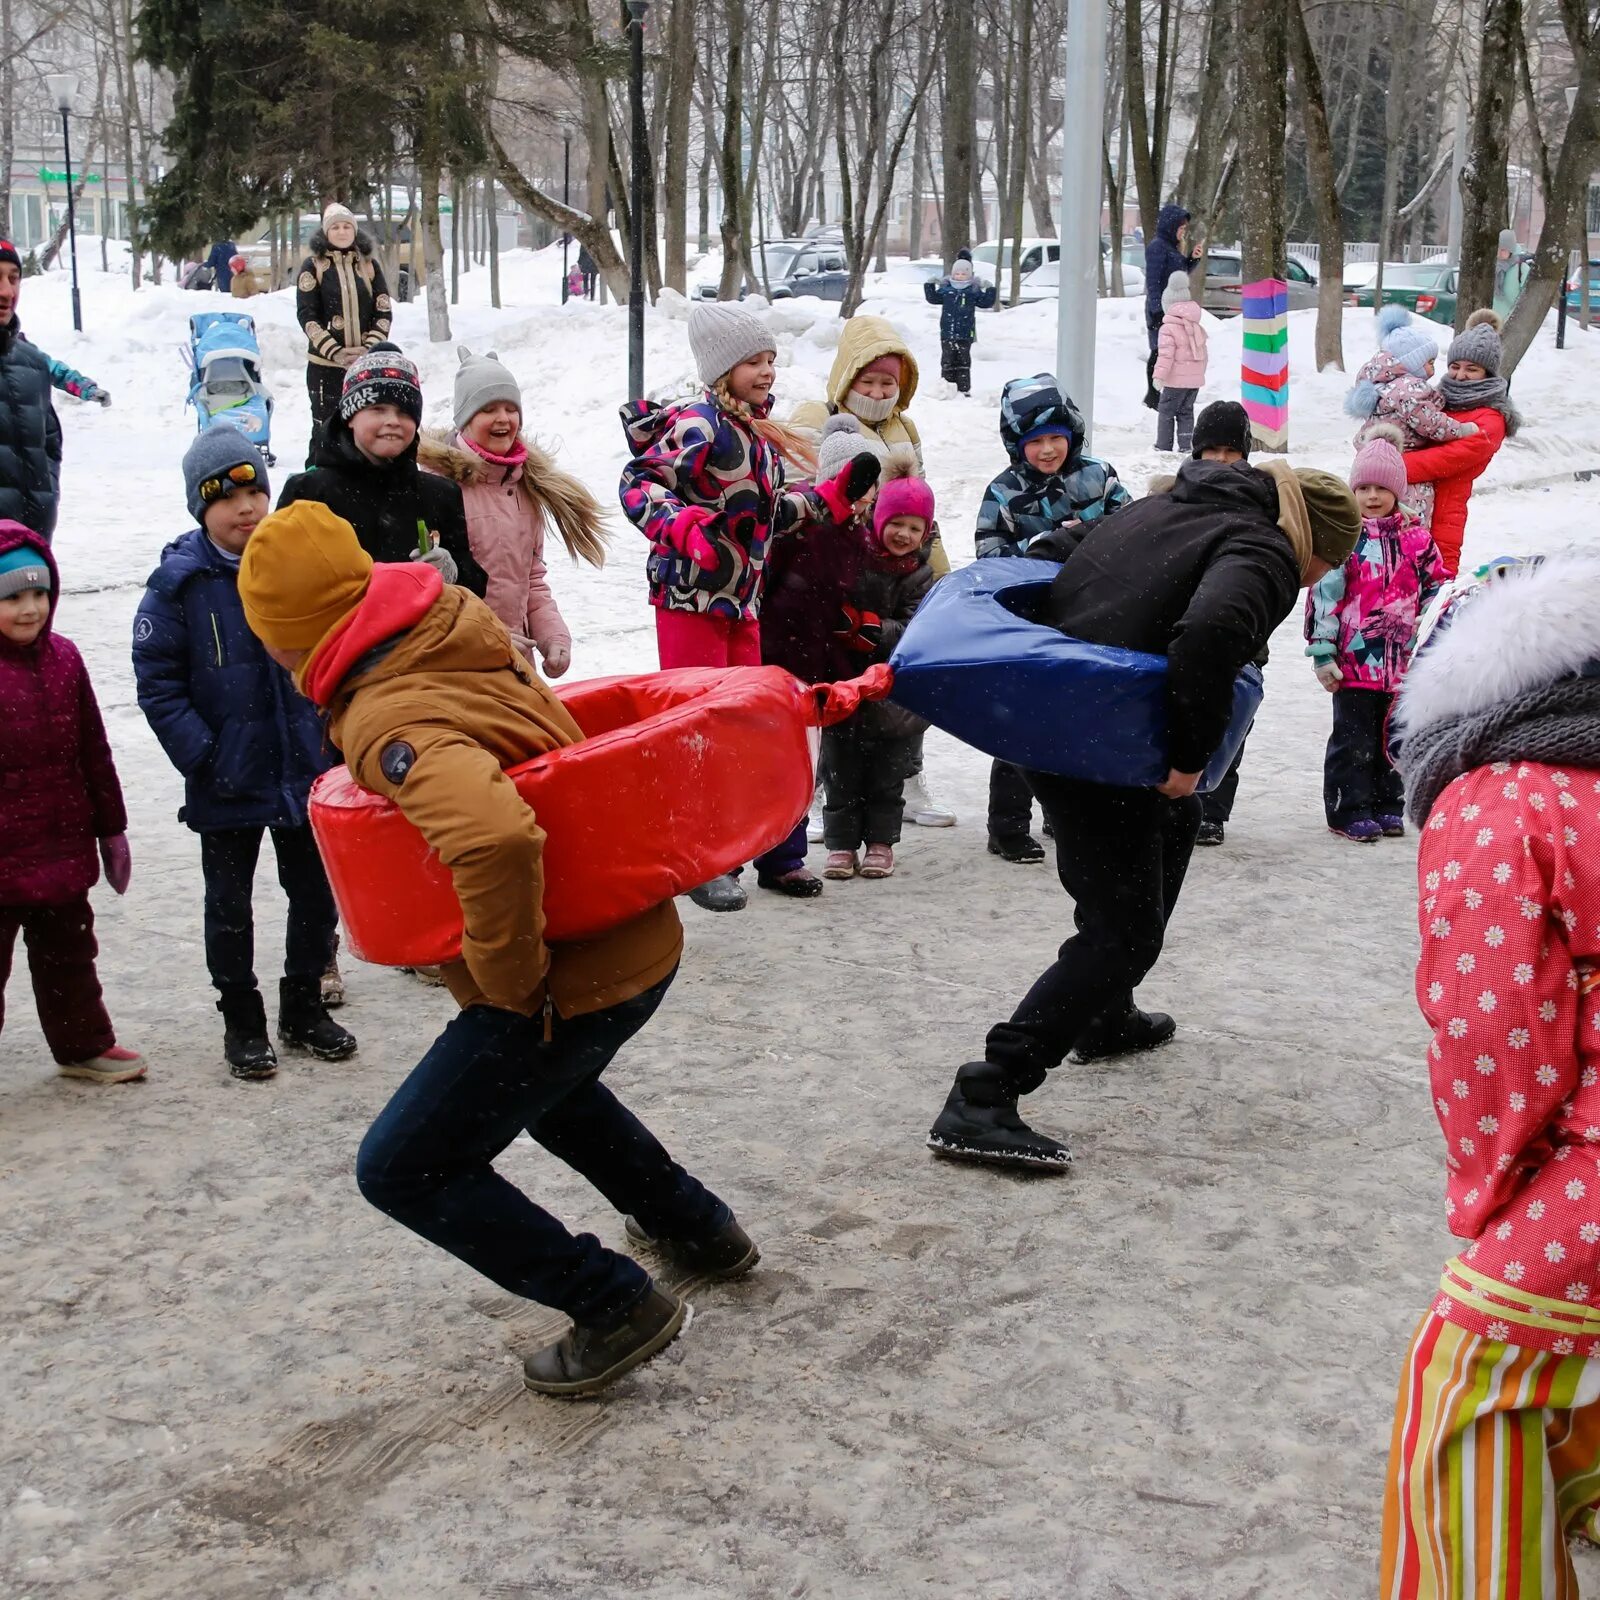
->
[238, 501, 373, 652]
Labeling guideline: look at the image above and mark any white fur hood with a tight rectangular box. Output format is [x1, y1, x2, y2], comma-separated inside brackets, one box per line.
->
[1396, 550, 1600, 737]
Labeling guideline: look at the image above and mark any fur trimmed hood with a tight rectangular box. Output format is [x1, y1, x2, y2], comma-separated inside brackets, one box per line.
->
[1396, 551, 1600, 741]
[309, 227, 374, 259]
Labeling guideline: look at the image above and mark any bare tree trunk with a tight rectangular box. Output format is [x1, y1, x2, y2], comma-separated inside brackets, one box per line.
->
[0, 0, 12, 237]
[1288, 0, 1344, 371]
[1006, 0, 1033, 306]
[717, 0, 747, 299]
[941, 0, 976, 265]
[662, 0, 696, 292]
[1237, 0, 1289, 450]
[420, 146, 452, 343]
[1125, 0, 1159, 238]
[1457, 0, 1520, 323]
[450, 175, 461, 303]
[1502, 27, 1599, 371]
[909, 38, 927, 260]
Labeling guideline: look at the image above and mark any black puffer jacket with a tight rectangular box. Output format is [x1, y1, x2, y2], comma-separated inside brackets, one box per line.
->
[1038, 459, 1299, 774]
[847, 548, 936, 740]
[296, 230, 392, 369]
[276, 415, 487, 598]
[0, 319, 61, 539]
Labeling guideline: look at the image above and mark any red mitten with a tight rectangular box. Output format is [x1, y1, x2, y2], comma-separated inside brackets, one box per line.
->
[834, 603, 883, 653]
[100, 834, 132, 896]
[816, 454, 884, 521]
[662, 506, 719, 569]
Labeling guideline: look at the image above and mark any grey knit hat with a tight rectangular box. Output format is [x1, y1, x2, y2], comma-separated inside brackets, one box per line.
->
[1161, 269, 1192, 311]
[453, 346, 521, 430]
[814, 413, 890, 483]
[182, 423, 269, 524]
[687, 300, 776, 388]
[1447, 309, 1503, 376]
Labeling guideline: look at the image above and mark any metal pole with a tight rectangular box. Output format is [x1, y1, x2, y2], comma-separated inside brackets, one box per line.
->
[62, 108, 82, 333]
[1055, 0, 1107, 448]
[627, 0, 649, 400]
[562, 131, 571, 304]
[1558, 246, 1570, 349]
[1445, 95, 1468, 268]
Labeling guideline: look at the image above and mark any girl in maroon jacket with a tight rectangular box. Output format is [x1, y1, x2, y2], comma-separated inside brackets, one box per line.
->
[0, 522, 141, 1082]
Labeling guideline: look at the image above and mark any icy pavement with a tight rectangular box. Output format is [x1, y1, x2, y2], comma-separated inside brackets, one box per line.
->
[3, 253, 1600, 1597]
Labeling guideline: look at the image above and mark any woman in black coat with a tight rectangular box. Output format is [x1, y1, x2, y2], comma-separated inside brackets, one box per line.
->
[0, 244, 61, 540]
[296, 203, 393, 463]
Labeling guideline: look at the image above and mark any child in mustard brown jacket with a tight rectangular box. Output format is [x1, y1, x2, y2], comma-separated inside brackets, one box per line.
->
[238, 499, 756, 1398]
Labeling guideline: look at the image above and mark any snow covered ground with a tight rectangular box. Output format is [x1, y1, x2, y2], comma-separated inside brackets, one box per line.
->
[5, 244, 1600, 1598]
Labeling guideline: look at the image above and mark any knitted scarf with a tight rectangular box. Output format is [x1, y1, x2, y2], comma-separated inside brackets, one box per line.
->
[1440, 375, 1522, 437]
[462, 433, 529, 470]
[1398, 674, 1600, 827]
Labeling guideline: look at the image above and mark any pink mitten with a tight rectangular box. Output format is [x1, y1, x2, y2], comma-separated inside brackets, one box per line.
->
[663, 506, 719, 569]
[100, 834, 132, 895]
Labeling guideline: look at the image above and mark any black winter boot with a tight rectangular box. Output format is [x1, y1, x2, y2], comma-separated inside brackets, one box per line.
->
[624, 1215, 760, 1280]
[522, 1285, 687, 1398]
[219, 989, 278, 1081]
[277, 977, 358, 1061]
[987, 834, 1046, 864]
[926, 1061, 1071, 1171]
[1071, 1007, 1177, 1064]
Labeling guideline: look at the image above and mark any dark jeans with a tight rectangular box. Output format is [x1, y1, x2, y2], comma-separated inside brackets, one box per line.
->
[1144, 312, 1163, 406]
[753, 818, 809, 880]
[988, 759, 1036, 840]
[200, 824, 339, 1000]
[1324, 689, 1402, 827]
[0, 896, 114, 1064]
[356, 970, 730, 1325]
[940, 338, 973, 394]
[1156, 386, 1198, 452]
[1201, 735, 1248, 826]
[985, 776, 1201, 1095]
[821, 727, 920, 850]
[306, 363, 343, 465]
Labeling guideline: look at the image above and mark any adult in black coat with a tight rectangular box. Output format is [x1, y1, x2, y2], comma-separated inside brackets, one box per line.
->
[0, 244, 61, 540]
[276, 346, 487, 598]
[927, 457, 1360, 1172]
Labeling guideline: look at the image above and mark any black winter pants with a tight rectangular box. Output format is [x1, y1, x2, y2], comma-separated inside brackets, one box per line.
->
[985, 775, 1201, 1095]
[1201, 734, 1248, 825]
[940, 338, 973, 394]
[988, 759, 1037, 840]
[1324, 689, 1403, 827]
[1144, 311, 1164, 408]
[305, 363, 344, 466]
[821, 727, 920, 850]
[200, 824, 339, 1001]
[1156, 386, 1198, 452]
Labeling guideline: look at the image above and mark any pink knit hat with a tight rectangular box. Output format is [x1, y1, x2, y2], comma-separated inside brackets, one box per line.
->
[1350, 424, 1408, 505]
[873, 453, 935, 538]
[860, 353, 904, 382]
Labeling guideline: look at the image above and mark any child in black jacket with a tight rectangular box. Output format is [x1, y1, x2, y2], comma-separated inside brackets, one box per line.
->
[278, 344, 488, 599]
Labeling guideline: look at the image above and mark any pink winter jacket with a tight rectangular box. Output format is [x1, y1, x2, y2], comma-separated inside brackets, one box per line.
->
[418, 432, 570, 660]
[1154, 300, 1207, 389]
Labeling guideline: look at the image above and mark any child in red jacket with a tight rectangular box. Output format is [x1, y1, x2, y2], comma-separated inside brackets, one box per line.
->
[0, 523, 141, 1082]
[1384, 549, 1600, 1595]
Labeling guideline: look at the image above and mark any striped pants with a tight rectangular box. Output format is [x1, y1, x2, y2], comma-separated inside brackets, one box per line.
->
[1381, 1312, 1600, 1598]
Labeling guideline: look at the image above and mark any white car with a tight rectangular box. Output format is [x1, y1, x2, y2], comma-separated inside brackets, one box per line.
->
[1013, 257, 1144, 302]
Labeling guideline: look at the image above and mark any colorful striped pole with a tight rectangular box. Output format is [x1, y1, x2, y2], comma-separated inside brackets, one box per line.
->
[1240, 278, 1289, 452]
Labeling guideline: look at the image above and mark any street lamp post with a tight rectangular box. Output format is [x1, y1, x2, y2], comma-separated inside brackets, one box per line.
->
[626, 0, 649, 400]
[43, 72, 83, 333]
[1055, 0, 1107, 448]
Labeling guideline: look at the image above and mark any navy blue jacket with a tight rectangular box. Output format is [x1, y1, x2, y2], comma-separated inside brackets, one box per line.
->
[0, 320, 61, 540]
[132, 529, 332, 832]
[206, 241, 238, 293]
[1144, 204, 1198, 321]
[923, 274, 997, 342]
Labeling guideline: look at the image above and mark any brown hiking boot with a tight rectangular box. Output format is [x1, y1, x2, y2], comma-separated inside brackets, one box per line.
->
[522, 1286, 687, 1398]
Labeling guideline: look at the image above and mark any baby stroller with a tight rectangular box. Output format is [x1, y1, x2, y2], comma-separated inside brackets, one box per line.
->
[186, 311, 275, 464]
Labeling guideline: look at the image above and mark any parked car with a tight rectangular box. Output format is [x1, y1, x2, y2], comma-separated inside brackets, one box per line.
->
[1014, 257, 1144, 302]
[1346, 260, 1458, 324]
[1199, 249, 1319, 317]
[1565, 259, 1600, 310]
[692, 240, 849, 301]
[970, 238, 1059, 284]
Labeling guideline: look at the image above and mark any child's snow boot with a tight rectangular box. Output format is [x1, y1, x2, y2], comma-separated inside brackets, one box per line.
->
[757, 867, 824, 898]
[823, 850, 859, 879]
[220, 989, 278, 1080]
[59, 1045, 147, 1084]
[987, 833, 1045, 864]
[277, 977, 358, 1061]
[687, 874, 747, 913]
[859, 843, 895, 879]
[522, 1284, 687, 1398]
[926, 1061, 1072, 1171]
[321, 936, 346, 1008]
[1196, 819, 1224, 847]
[1070, 1006, 1177, 1063]
[624, 1215, 760, 1280]
[1377, 813, 1406, 837]
[1330, 819, 1383, 843]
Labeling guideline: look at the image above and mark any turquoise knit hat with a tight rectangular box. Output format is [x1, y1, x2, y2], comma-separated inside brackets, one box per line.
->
[0, 543, 52, 600]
